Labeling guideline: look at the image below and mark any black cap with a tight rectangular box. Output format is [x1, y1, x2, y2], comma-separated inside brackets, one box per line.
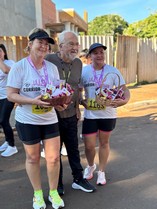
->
[29, 30, 55, 44]
[88, 43, 107, 54]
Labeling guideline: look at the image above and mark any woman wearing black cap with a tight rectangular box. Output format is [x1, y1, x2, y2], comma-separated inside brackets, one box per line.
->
[7, 28, 65, 209]
[79, 43, 130, 186]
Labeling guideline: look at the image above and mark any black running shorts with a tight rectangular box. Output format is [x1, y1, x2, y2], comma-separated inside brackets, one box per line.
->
[16, 121, 60, 145]
[82, 118, 116, 135]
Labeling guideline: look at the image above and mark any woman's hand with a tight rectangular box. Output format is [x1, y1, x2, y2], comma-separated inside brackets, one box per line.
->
[32, 95, 51, 107]
[110, 98, 127, 108]
[110, 85, 130, 108]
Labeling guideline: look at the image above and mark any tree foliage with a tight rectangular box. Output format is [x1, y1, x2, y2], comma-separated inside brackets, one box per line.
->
[87, 12, 157, 38]
[123, 12, 157, 38]
[88, 14, 128, 36]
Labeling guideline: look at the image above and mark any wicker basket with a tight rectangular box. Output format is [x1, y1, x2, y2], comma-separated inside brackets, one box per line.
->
[95, 73, 121, 106]
[41, 94, 72, 106]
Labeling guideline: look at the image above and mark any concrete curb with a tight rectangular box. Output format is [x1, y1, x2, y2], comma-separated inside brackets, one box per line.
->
[119, 99, 157, 110]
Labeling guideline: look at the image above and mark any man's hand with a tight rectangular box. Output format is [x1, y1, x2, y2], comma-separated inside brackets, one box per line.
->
[55, 104, 68, 111]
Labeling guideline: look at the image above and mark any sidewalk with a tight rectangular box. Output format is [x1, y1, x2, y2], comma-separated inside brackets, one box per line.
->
[0, 84, 157, 209]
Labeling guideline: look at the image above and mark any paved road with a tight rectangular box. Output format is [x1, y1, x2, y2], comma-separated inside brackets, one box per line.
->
[1, 84, 157, 209]
[1, 115, 157, 209]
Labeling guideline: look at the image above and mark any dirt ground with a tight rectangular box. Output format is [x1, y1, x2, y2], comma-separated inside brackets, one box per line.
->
[117, 83, 157, 118]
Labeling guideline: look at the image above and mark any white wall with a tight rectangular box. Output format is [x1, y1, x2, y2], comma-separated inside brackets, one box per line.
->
[0, 0, 36, 36]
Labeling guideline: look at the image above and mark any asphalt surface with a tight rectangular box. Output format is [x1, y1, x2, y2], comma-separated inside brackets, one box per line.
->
[1, 84, 157, 209]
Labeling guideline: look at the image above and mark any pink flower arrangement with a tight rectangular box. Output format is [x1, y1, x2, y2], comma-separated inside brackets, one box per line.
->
[95, 86, 125, 106]
[41, 81, 74, 106]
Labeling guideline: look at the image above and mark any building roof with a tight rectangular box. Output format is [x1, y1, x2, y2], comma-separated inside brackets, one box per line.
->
[45, 8, 88, 33]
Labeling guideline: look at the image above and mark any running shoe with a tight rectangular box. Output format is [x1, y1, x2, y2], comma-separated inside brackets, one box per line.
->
[97, 171, 106, 185]
[0, 141, 8, 152]
[83, 164, 96, 180]
[1, 145, 18, 157]
[72, 178, 96, 193]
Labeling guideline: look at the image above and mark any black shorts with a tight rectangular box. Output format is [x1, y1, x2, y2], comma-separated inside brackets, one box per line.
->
[16, 121, 60, 145]
[82, 118, 116, 135]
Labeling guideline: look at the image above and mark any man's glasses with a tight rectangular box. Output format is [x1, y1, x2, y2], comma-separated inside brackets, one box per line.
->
[63, 42, 80, 48]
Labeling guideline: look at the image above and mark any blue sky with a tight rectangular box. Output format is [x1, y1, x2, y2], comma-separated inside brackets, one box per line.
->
[52, 0, 157, 23]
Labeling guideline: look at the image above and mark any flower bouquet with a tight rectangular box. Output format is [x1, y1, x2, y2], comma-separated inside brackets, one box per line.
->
[41, 80, 74, 106]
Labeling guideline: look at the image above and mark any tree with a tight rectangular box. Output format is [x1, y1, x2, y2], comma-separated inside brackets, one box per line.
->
[88, 14, 128, 37]
[123, 12, 157, 38]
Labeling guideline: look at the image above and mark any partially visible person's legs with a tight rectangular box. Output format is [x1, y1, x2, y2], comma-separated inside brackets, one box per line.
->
[0, 98, 14, 145]
[61, 143, 67, 156]
[0, 99, 18, 157]
[40, 142, 67, 158]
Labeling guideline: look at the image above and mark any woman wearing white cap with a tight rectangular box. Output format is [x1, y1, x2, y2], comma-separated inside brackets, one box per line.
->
[79, 43, 130, 186]
[7, 28, 65, 209]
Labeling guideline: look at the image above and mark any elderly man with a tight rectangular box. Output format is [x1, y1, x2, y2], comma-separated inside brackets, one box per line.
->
[45, 30, 96, 196]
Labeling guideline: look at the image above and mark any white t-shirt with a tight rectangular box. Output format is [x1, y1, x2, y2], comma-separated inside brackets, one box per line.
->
[0, 59, 15, 99]
[80, 64, 125, 119]
[7, 57, 59, 125]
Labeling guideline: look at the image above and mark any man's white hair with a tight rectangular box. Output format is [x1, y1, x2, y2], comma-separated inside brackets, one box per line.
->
[58, 30, 78, 44]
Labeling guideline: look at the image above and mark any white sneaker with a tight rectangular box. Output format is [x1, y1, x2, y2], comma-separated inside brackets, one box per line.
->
[83, 164, 96, 180]
[61, 146, 67, 156]
[41, 150, 45, 158]
[97, 171, 106, 185]
[0, 141, 8, 152]
[1, 145, 18, 157]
